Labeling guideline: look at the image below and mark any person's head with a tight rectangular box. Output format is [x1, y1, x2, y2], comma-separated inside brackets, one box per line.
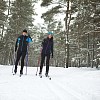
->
[22, 29, 27, 35]
[47, 32, 53, 39]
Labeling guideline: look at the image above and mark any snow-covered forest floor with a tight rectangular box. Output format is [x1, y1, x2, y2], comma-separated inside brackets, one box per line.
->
[0, 65, 100, 100]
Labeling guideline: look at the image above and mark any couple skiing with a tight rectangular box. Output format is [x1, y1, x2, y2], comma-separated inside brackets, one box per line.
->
[14, 29, 54, 77]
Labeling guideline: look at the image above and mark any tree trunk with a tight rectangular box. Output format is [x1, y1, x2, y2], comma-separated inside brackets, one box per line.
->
[65, 0, 70, 68]
[1, 25, 4, 39]
[8, 0, 11, 15]
[87, 33, 90, 67]
[92, 32, 95, 68]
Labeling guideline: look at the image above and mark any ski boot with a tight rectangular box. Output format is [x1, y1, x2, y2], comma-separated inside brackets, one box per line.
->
[39, 72, 42, 78]
[20, 70, 23, 77]
[13, 69, 17, 75]
[45, 73, 48, 77]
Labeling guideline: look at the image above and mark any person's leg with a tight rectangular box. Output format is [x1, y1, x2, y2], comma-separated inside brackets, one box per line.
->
[20, 52, 26, 74]
[45, 54, 50, 76]
[15, 51, 21, 73]
[39, 54, 45, 74]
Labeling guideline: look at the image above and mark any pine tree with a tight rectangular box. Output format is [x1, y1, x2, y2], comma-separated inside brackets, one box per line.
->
[41, 0, 73, 68]
[0, 0, 7, 39]
[0, 0, 7, 64]
[1, 0, 36, 65]
[9, 0, 35, 34]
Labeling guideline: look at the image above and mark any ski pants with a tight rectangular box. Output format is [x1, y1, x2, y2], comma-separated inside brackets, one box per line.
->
[40, 53, 50, 74]
[15, 51, 26, 72]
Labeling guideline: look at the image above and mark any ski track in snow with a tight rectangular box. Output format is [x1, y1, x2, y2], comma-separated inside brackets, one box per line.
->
[0, 65, 100, 100]
[44, 78, 80, 100]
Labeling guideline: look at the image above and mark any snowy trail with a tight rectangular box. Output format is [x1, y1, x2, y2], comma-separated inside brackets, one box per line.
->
[44, 78, 80, 100]
[0, 65, 100, 100]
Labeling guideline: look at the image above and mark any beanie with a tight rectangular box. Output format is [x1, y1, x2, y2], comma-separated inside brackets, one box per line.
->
[48, 31, 53, 35]
[23, 29, 27, 33]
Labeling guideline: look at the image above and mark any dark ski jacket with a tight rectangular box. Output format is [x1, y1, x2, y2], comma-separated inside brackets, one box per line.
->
[15, 35, 32, 53]
[41, 37, 53, 57]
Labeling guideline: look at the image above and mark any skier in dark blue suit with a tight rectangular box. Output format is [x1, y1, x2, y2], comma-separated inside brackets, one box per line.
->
[39, 32, 54, 77]
[14, 29, 32, 75]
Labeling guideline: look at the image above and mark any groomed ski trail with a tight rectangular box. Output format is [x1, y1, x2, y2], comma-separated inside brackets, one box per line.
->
[0, 65, 100, 100]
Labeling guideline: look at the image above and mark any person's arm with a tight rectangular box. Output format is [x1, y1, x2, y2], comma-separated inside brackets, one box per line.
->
[26, 35, 32, 43]
[15, 38, 18, 52]
[15, 37, 21, 52]
[41, 39, 45, 47]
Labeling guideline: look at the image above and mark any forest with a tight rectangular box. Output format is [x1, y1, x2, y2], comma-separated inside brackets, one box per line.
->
[0, 0, 100, 68]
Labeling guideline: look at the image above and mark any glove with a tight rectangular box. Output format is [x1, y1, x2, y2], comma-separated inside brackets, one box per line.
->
[28, 34, 30, 37]
[51, 54, 53, 58]
[15, 48, 17, 52]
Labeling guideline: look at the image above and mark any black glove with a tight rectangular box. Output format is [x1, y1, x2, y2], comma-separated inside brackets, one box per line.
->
[28, 34, 30, 37]
[51, 54, 53, 58]
[15, 48, 17, 52]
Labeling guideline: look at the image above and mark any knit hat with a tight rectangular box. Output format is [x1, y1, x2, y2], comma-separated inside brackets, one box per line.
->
[23, 29, 27, 33]
[48, 31, 53, 35]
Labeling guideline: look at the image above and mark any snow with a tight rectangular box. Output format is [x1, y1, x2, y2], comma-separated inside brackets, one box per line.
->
[0, 65, 100, 100]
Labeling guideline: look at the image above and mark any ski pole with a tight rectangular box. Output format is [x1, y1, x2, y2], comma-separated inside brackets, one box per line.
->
[25, 43, 29, 75]
[36, 55, 40, 76]
[36, 48, 42, 76]
[25, 52, 28, 75]
[25, 34, 31, 75]
[12, 48, 16, 73]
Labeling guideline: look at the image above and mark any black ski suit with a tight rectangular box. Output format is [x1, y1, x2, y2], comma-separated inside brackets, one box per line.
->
[40, 37, 53, 74]
[15, 35, 32, 74]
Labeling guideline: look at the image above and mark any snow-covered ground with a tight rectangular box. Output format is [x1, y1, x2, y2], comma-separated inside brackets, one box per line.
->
[0, 65, 100, 100]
